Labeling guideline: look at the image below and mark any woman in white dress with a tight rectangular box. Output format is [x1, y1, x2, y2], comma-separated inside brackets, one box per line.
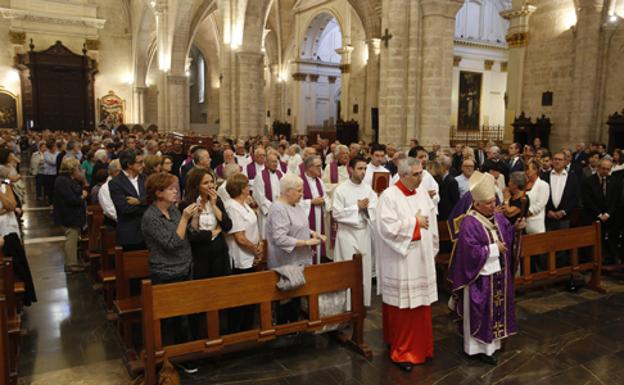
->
[525, 158, 550, 235]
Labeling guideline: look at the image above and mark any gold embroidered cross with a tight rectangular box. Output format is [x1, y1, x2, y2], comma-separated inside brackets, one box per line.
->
[494, 290, 504, 308]
[493, 321, 505, 338]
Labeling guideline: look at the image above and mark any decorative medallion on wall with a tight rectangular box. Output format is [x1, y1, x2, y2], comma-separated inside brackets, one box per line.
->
[0, 89, 17, 129]
[98, 90, 125, 127]
[458, 71, 482, 131]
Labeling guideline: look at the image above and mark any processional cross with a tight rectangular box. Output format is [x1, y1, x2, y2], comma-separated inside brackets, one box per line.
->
[380, 28, 393, 48]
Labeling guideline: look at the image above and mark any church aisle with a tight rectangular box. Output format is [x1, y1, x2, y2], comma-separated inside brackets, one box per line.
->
[14, 176, 624, 385]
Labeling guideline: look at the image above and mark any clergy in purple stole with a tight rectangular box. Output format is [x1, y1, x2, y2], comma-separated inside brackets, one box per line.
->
[447, 171, 517, 365]
[300, 155, 329, 264]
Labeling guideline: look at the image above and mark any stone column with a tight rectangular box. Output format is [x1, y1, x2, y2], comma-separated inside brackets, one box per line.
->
[166, 74, 189, 131]
[569, 0, 606, 144]
[501, 0, 536, 142]
[219, 44, 235, 137]
[308, 74, 319, 127]
[291, 72, 307, 134]
[327, 76, 337, 126]
[418, 0, 464, 147]
[335, 45, 354, 121]
[364, 38, 381, 142]
[133, 86, 147, 123]
[235, 51, 265, 137]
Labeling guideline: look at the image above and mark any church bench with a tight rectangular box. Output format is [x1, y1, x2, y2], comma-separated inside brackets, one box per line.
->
[0, 297, 10, 385]
[98, 225, 117, 315]
[0, 259, 21, 385]
[86, 206, 105, 280]
[141, 255, 371, 385]
[113, 247, 150, 361]
[516, 221, 604, 292]
[434, 221, 453, 292]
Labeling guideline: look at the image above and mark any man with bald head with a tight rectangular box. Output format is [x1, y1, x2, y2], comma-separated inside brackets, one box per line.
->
[244, 147, 266, 187]
[215, 149, 240, 180]
[582, 158, 621, 262]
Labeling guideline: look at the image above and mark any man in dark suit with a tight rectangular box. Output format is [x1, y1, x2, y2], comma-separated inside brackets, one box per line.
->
[582, 158, 621, 263]
[473, 141, 486, 169]
[109, 149, 148, 251]
[541, 152, 580, 231]
[507, 143, 524, 174]
[437, 155, 460, 221]
[572, 142, 588, 168]
[451, 144, 463, 176]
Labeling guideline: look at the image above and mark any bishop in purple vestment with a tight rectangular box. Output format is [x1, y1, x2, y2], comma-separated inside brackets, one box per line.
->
[447, 171, 517, 366]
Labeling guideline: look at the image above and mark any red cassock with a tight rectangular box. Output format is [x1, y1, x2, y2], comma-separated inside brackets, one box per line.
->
[382, 304, 434, 364]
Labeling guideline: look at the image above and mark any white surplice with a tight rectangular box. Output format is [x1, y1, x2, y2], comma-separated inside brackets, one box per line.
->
[332, 179, 378, 307]
[299, 174, 330, 263]
[252, 170, 281, 239]
[363, 163, 390, 187]
[322, 163, 350, 259]
[390, 169, 440, 213]
[375, 184, 439, 309]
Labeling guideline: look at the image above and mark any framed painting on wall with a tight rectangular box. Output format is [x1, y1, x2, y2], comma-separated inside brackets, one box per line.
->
[98, 90, 125, 128]
[0, 91, 18, 129]
[458, 71, 482, 131]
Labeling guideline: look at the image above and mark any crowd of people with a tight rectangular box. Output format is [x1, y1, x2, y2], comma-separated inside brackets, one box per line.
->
[1, 126, 620, 374]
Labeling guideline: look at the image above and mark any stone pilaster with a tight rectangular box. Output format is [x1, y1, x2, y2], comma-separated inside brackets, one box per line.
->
[501, 0, 536, 142]
[569, 0, 606, 144]
[133, 86, 147, 123]
[291, 72, 307, 134]
[418, 0, 463, 146]
[166, 74, 189, 131]
[235, 51, 265, 137]
[335, 45, 354, 121]
[364, 38, 381, 142]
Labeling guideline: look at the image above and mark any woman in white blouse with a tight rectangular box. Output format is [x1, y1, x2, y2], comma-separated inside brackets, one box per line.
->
[224, 173, 262, 332]
[525, 159, 550, 234]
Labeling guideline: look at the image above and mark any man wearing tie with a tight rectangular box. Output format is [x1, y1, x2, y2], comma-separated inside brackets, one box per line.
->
[473, 141, 486, 169]
[582, 159, 621, 263]
[507, 143, 524, 174]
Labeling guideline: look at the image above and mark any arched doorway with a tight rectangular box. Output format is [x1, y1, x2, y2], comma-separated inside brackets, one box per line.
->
[298, 12, 342, 134]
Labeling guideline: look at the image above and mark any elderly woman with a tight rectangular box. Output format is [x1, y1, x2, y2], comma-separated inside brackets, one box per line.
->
[53, 157, 88, 273]
[525, 159, 550, 235]
[224, 173, 262, 331]
[286, 144, 303, 174]
[92, 148, 109, 177]
[265, 173, 322, 323]
[144, 155, 163, 176]
[141, 172, 198, 372]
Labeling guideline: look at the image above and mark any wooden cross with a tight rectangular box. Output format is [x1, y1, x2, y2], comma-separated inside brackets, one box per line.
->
[381, 28, 393, 48]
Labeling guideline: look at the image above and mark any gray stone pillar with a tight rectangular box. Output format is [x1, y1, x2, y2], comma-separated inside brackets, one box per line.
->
[364, 38, 381, 142]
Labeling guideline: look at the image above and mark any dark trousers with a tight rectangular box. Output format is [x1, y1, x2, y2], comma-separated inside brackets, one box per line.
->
[151, 272, 192, 346]
[42, 174, 56, 204]
[275, 298, 302, 324]
[122, 242, 146, 251]
[228, 267, 257, 333]
[546, 219, 571, 268]
[35, 174, 45, 198]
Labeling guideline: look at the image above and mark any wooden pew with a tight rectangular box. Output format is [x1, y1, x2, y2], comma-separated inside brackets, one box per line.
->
[113, 247, 150, 363]
[86, 205, 105, 280]
[0, 259, 20, 384]
[434, 221, 453, 292]
[98, 225, 117, 315]
[516, 221, 604, 292]
[141, 255, 371, 385]
[0, 297, 9, 385]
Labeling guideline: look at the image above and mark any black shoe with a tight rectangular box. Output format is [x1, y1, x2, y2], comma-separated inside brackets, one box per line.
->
[393, 361, 413, 372]
[177, 361, 198, 374]
[476, 353, 498, 366]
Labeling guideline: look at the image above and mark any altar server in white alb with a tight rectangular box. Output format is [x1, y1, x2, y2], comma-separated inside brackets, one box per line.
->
[322, 144, 350, 259]
[332, 157, 378, 307]
[375, 157, 439, 373]
[363, 143, 390, 187]
[252, 151, 283, 239]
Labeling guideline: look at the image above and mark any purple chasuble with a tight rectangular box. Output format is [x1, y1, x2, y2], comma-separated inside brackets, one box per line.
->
[303, 175, 325, 263]
[262, 168, 282, 202]
[448, 211, 517, 344]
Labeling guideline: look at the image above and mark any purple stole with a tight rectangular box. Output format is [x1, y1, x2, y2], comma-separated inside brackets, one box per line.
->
[246, 162, 259, 180]
[329, 161, 351, 183]
[216, 164, 224, 178]
[279, 161, 288, 173]
[299, 162, 305, 177]
[261, 168, 283, 201]
[303, 174, 326, 263]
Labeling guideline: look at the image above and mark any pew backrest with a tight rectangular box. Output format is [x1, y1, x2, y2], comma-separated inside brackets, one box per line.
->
[0, 296, 8, 385]
[87, 205, 104, 254]
[0, 259, 17, 322]
[115, 247, 150, 300]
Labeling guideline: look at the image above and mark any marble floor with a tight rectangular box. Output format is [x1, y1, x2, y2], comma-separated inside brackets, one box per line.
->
[15, 175, 624, 385]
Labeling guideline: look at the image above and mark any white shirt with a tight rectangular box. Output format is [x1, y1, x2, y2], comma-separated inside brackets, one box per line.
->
[197, 199, 218, 232]
[225, 199, 259, 270]
[455, 174, 470, 198]
[363, 163, 389, 187]
[123, 170, 139, 195]
[0, 184, 19, 237]
[217, 181, 231, 204]
[549, 169, 568, 210]
[234, 153, 252, 168]
[526, 178, 550, 234]
[98, 178, 117, 221]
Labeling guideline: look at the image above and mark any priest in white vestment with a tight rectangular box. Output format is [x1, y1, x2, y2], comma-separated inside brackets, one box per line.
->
[322, 144, 350, 259]
[299, 155, 330, 263]
[375, 157, 439, 372]
[363, 143, 390, 187]
[332, 157, 377, 307]
[252, 152, 283, 239]
[217, 163, 242, 204]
